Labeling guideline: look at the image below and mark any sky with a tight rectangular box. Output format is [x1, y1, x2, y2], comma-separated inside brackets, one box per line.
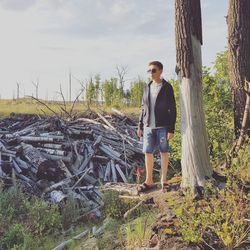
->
[0, 0, 228, 100]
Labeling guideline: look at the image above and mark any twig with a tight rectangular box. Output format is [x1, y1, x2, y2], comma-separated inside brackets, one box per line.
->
[59, 83, 67, 113]
[202, 239, 217, 250]
[69, 88, 84, 117]
[124, 199, 145, 219]
[26, 95, 58, 116]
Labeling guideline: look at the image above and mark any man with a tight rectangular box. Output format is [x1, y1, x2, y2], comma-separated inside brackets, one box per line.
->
[137, 61, 176, 192]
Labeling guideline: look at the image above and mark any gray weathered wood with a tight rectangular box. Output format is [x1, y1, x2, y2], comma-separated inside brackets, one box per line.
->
[115, 164, 127, 183]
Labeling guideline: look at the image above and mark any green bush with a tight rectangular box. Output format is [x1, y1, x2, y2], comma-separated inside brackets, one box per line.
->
[0, 187, 62, 249]
[102, 190, 137, 219]
[0, 187, 29, 222]
[202, 51, 234, 164]
[0, 224, 33, 250]
[60, 195, 81, 229]
[167, 177, 250, 249]
[231, 141, 250, 183]
[27, 199, 62, 236]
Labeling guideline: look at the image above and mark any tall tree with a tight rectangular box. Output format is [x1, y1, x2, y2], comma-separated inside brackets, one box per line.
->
[16, 82, 20, 100]
[227, 0, 250, 138]
[69, 69, 72, 102]
[130, 77, 145, 107]
[94, 74, 101, 104]
[175, 0, 213, 194]
[86, 76, 95, 106]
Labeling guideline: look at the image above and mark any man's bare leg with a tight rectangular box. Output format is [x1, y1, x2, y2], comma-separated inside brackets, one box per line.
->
[145, 153, 154, 185]
[160, 152, 169, 185]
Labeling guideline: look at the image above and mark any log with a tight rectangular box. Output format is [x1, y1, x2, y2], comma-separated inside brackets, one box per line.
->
[110, 160, 117, 182]
[78, 135, 102, 171]
[123, 200, 144, 219]
[115, 164, 127, 183]
[12, 160, 22, 174]
[41, 152, 72, 163]
[14, 157, 29, 170]
[37, 148, 67, 156]
[20, 136, 54, 142]
[42, 143, 62, 149]
[0, 111, 145, 219]
[104, 161, 111, 182]
[101, 182, 139, 196]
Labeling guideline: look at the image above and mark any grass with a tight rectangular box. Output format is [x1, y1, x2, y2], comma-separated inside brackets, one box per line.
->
[1, 97, 249, 249]
[0, 98, 141, 118]
[0, 186, 106, 250]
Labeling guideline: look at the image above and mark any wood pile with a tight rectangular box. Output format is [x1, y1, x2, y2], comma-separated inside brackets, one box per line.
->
[0, 109, 144, 217]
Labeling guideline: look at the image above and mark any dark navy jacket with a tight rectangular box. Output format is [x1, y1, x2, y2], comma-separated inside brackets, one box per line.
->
[138, 78, 177, 133]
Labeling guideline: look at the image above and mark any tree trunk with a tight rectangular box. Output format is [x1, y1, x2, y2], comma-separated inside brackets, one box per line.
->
[228, 0, 250, 138]
[175, 0, 213, 191]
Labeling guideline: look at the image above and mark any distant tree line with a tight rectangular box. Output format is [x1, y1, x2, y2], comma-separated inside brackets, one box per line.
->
[84, 74, 145, 108]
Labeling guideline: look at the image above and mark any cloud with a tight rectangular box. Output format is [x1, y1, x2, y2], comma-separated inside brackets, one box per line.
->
[28, 0, 174, 39]
[0, 0, 38, 10]
[0, 0, 228, 99]
[110, 1, 135, 18]
[0, 0, 175, 39]
[40, 46, 75, 51]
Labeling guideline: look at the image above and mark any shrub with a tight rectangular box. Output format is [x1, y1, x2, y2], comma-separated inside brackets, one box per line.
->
[102, 190, 137, 219]
[60, 195, 81, 229]
[27, 198, 62, 236]
[0, 187, 29, 222]
[167, 178, 250, 249]
[0, 224, 33, 250]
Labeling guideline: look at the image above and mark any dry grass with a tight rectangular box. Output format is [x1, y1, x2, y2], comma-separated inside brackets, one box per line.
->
[0, 99, 141, 118]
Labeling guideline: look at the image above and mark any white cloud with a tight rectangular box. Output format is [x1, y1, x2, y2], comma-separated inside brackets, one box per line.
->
[0, 0, 38, 10]
[110, 2, 135, 18]
[0, 0, 228, 99]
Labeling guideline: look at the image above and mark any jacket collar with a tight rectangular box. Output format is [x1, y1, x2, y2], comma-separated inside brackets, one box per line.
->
[147, 77, 167, 87]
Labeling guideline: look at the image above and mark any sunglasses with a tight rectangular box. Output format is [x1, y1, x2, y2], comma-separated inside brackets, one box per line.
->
[147, 68, 158, 74]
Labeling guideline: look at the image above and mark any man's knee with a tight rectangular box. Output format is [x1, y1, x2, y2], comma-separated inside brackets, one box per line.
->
[160, 152, 169, 157]
[145, 153, 154, 157]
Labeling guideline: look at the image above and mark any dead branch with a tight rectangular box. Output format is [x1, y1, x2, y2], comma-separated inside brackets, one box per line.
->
[26, 95, 58, 116]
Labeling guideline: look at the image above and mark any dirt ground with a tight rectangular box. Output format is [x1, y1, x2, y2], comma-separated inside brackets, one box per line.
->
[136, 182, 199, 250]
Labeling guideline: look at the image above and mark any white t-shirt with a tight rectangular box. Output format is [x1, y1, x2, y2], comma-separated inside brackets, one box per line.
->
[148, 80, 163, 128]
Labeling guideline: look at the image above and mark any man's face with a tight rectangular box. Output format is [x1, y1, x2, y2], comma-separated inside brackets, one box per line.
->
[147, 65, 162, 80]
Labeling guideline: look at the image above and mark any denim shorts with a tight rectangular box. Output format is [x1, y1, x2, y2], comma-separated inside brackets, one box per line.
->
[142, 126, 170, 153]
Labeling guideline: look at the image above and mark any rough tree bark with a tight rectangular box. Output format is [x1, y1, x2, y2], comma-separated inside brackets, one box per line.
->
[175, 0, 213, 192]
[228, 0, 250, 138]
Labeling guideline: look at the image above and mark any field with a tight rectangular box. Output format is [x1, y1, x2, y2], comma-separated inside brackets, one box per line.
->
[0, 99, 141, 118]
[0, 97, 249, 250]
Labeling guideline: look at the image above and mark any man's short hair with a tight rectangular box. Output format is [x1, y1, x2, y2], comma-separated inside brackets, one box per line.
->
[148, 61, 163, 70]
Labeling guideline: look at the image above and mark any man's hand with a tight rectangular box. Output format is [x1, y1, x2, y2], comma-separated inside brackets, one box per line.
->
[167, 132, 174, 140]
[137, 128, 143, 138]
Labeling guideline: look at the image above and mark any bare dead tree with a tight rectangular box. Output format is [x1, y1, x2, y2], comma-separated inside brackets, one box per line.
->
[115, 64, 128, 97]
[69, 69, 72, 102]
[32, 78, 39, 99]
[69, 88, 85, 117]
[16, 82, 20, 100]
[72, 74, 86, 104]
[56, 82, 85, 118]
[12, 89, 15, 100]
[57, 84, 67, 115]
